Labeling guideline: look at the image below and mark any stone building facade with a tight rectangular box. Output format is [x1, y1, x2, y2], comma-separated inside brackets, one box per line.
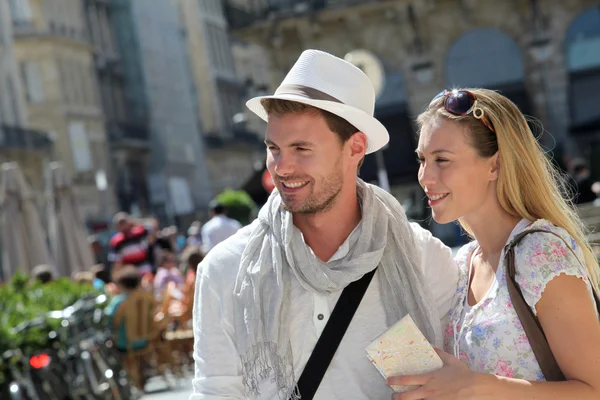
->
[1, 0, 53, 200]
[178, 0, 264, 197]
[226, 0, 600, 185]
[10, 0, 117, 220]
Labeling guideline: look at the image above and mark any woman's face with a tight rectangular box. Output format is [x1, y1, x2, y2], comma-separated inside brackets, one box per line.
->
[417, 117, 498, 224]
[162, 254, 177, 269]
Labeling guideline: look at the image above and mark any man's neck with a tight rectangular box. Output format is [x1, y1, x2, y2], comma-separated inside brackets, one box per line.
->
[293, 191, 362, 262]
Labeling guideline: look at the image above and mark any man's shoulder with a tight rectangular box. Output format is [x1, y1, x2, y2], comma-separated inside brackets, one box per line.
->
[200, 221, 258, 282]
[409, 222, 435, 243]
[202, 216, 220, 231]
[227, 217, 243, 229]
[409, 222, 454, 269]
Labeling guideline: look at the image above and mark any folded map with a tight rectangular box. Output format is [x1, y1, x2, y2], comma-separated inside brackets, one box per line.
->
[365, 314, 443, 392]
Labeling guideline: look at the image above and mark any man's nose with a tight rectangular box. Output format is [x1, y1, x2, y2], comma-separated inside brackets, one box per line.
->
[273, 151, 295, 177]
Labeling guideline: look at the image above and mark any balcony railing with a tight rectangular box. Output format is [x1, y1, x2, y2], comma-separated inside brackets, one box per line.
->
[107, 121, 150, 145]
[12, 20, 89, 43]
[224, 0, 373, 30]
[0, 125, 53, 151]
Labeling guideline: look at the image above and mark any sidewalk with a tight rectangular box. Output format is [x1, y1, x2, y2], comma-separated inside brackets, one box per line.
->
[141, 375, 192, 400]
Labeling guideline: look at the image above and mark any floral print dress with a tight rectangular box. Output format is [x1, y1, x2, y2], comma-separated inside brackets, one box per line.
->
[444, 219, 597, 381]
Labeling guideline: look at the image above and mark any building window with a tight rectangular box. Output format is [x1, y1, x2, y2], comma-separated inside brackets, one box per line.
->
[114, 82, 126, 121]
[7, 77, 22, 125]
[99, 6, 115, 54]
[9, 0, 32, 25]
[20, 61, 45, 103]
[68, 121, 93, 172]
[101, 79, 115, 120]
[58, 58, 69, 103]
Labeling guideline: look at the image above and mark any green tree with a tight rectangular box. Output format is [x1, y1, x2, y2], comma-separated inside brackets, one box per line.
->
[215, 189, 257, 225]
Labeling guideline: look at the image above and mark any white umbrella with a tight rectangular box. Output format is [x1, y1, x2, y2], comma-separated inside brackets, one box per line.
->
[47, 162, 95, 277]
[0, 162, 52, 280]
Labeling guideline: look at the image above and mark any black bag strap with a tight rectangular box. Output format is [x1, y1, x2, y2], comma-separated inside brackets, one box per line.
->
[505, 228, 600, 381]
[292, 268, 377, 400]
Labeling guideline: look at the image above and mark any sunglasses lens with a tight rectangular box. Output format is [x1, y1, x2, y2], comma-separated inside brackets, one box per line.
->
[445, 91, 475, 115]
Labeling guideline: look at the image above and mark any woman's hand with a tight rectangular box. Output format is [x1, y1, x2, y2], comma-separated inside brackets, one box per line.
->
[387, 348, 481, 400]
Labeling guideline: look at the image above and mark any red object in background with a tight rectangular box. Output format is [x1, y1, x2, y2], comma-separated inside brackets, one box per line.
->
[30, 354, 51, 369]
[262, 170, 275, 193]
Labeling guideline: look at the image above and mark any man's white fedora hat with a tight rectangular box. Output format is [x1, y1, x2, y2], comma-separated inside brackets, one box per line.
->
[246, 49, 389, 154]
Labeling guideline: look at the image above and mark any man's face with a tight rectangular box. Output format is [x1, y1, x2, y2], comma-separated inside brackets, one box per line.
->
[265, 111, 350, 214]
[117, 220, 130, 233]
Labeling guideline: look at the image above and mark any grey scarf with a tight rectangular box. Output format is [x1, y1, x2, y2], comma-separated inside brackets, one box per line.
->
[233, 178, 441, 399]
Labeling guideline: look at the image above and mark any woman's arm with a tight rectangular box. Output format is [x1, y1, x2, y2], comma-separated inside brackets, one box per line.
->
[388, 274, 600, 400]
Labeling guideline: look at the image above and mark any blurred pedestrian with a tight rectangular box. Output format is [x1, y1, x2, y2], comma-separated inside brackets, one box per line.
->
[31, 264, 55, 284]
[146, 217, 175, 272]
[201, 200, 242, 252]
[154, 250, 184, 292]
[105, 265, 149, 352]
[187, 221, 203, 248]
[108, 212, 153, 275]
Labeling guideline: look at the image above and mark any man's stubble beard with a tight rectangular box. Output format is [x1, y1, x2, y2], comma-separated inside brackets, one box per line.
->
[280, 160, 345, 215]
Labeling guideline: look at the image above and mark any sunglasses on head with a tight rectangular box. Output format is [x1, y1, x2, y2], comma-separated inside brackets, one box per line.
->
[429, 89, 495, 133]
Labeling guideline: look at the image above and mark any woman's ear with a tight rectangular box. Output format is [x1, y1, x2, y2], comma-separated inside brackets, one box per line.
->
[489, 152, 500, 181]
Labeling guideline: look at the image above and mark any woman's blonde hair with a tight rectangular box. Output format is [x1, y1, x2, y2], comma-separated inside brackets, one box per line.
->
[417, 88, 599, 288]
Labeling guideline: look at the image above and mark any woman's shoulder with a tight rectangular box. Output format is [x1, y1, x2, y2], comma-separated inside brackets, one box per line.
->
[514, 219, 580, 255]
[510, 219, 591, 315]
[455, 240, 478, 269]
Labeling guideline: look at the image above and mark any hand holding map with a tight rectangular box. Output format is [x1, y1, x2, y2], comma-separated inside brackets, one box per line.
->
[365, 314, 443, 392]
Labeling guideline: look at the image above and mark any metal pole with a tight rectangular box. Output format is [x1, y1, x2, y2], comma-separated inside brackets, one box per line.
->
[375, 150, 390, 192]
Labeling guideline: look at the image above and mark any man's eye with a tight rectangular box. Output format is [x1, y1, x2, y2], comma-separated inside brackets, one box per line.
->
[416, 157, 424, 164]
[436, 159, 448, 163]
[297, 147, 309, 152]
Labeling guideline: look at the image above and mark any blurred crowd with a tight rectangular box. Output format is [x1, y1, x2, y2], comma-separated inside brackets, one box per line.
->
[30, 200, 244, 350]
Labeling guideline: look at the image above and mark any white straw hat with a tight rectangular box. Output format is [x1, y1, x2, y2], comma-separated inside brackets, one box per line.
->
[246, 49, 389, 154]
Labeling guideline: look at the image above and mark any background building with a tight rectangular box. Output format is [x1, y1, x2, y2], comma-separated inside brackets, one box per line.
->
[0, 0, 53, 199]
[112, 0, 213, 226]
[10, 0, 117, 220]
[178, 0, 263, 196]
[224, 0, 600, 242]
[83, 0, 152, 217]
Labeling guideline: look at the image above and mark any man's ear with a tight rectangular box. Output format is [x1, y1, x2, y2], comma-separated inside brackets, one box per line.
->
[349, 131, 367, 163]
[489, 152, 500, 181]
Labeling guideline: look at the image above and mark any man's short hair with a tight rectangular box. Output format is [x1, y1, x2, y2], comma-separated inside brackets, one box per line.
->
[209, 200, 225, 215]
[31, 264, 55, 284]
[260, 99, 364, 170]
[91, 264, 111, 283]
[183, 246, 205, 271]
[157, 249, 177, 266]
[113, 265, 140, 290]
[112, 212, 129, 226]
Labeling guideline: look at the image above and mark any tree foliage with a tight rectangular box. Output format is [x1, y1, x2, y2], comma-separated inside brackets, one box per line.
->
[215, 189, 257, 225]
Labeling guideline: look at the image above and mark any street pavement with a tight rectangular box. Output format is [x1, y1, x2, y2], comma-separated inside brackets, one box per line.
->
[141, 375, 192, 400]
